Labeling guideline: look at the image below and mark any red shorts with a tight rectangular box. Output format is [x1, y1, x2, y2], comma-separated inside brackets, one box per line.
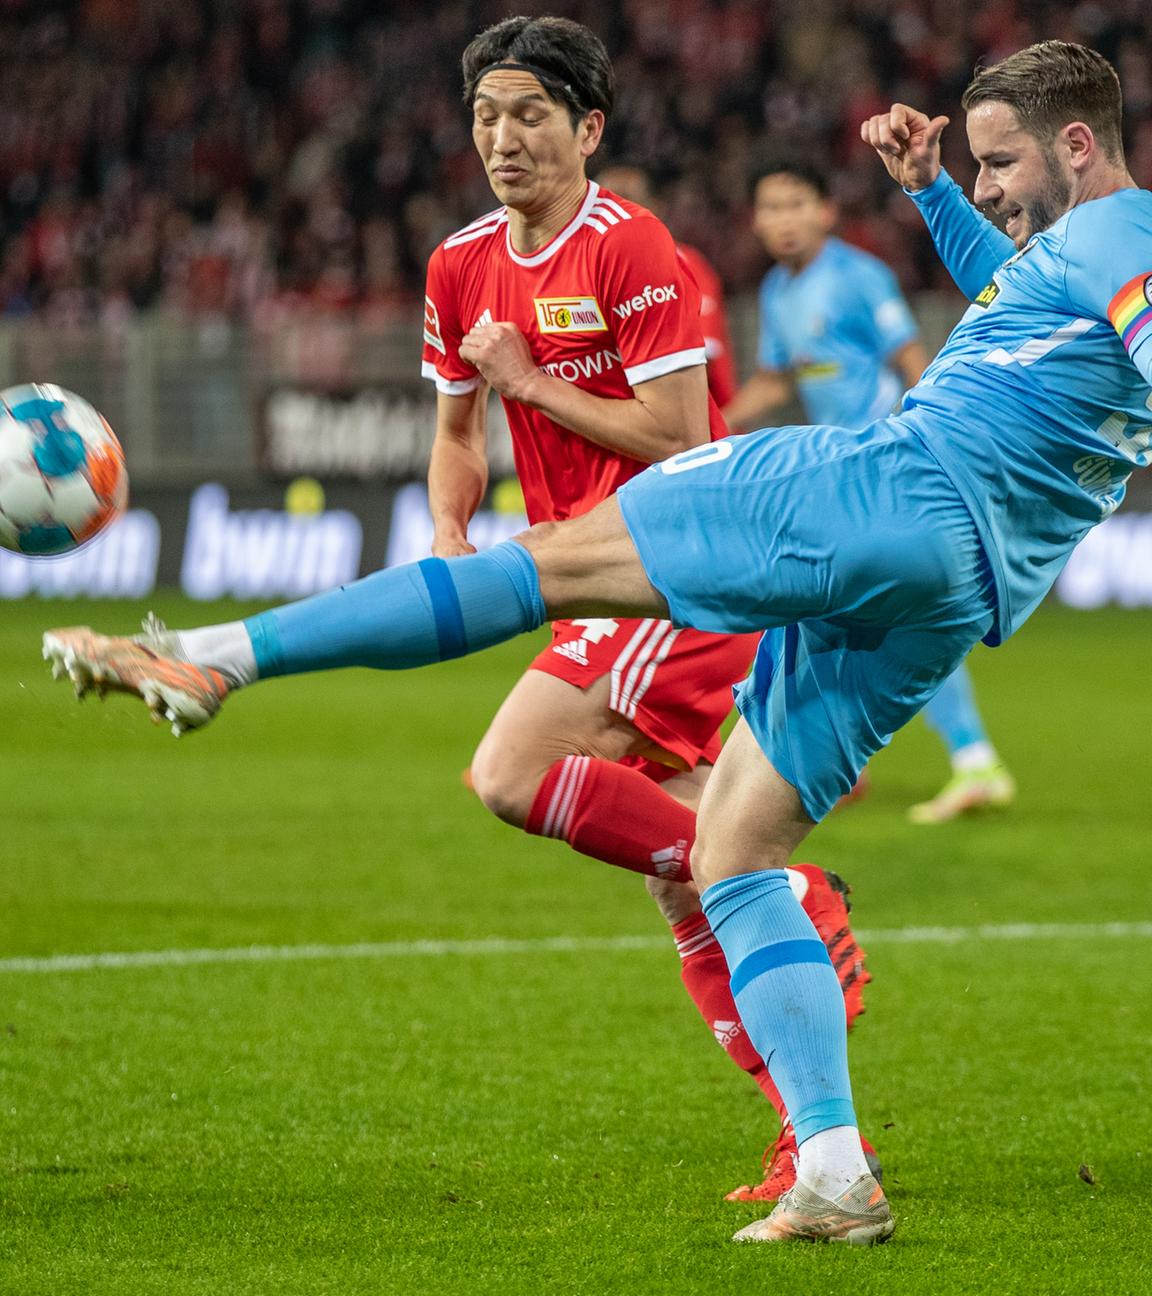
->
[530, 617, 760, 774]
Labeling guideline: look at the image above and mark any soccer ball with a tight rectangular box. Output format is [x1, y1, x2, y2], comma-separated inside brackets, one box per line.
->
[0, 383, 128, 555]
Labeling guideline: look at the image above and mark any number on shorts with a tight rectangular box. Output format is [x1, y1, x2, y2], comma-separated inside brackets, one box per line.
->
[658, 440, 734, 475]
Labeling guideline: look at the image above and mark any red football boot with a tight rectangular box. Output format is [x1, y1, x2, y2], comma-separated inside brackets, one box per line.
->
[726, 1126, 883, 1204]
[791, 864, 871, 1028]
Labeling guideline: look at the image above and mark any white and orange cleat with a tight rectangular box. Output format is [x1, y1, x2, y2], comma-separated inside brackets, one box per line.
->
[42, 616, 229, 736]
[733, 1173, 894, 1246]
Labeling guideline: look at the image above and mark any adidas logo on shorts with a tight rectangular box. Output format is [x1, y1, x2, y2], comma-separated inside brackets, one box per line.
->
[552, 640, 589, 667]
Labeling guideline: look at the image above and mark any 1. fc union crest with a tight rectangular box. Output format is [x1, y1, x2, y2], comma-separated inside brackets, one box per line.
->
[535, 296, 608, 333]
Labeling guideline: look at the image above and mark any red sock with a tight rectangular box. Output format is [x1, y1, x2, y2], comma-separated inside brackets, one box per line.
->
[525, 756, 695, 883]
[672, 912, 789, 1123]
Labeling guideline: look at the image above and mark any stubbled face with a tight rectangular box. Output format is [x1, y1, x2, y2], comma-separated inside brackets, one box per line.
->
[752, 174, 835, 266]
[472, 70, 588, 210]
[967, 101, 1073, 248]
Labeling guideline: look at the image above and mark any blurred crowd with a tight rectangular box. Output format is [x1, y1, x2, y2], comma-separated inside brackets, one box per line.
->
[2, 0, 1151, 332]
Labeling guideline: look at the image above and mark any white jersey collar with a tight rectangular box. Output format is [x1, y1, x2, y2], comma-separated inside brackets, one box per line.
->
[505, 181, 600, 268]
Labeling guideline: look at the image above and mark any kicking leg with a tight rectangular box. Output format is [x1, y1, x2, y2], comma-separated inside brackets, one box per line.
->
[43, 499, 659, 732]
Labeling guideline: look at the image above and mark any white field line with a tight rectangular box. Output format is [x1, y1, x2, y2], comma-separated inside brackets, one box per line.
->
[2, 921, 1151, 976]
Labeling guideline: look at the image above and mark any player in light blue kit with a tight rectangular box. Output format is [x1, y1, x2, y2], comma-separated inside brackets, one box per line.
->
[726, 159, 1015, 823]
[726, 160, 927, 432]
[46, 42, 1152, 1246]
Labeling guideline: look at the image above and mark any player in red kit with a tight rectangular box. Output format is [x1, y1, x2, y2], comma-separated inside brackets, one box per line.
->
[421, 16, 878, 1201]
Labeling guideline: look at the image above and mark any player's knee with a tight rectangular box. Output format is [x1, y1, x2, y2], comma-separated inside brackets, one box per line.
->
[688, 832, 722, 891]
[644, 874, 700, 924]
[690, 824, 792, 891]
[467, 750, 535, 828]
[515, 519, 563, 558]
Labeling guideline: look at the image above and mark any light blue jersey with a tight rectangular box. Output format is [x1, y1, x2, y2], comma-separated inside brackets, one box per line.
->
[903, 172, 1152, 642]
[759, 228, 992, 762]
[618, 173, 1152, 815]
[758, 236, 919, 427]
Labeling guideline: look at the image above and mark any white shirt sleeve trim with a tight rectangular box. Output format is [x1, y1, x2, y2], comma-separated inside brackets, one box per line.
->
[624, 347, 708, 387]
[421, 360, 483, 396]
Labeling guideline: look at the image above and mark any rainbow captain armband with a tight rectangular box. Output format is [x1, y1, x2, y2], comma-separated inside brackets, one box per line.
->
[1108, 272, 1152, 357]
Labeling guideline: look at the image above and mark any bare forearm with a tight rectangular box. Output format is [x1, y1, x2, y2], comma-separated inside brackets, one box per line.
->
[428, 437, 488, 544]
[892, 339, 929, 389]
[723, 371, 792, 431]
[459, 321, 709, 462]
[514, 370, 708, 462]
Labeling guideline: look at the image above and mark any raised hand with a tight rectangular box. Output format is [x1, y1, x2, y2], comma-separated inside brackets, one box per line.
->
[860, 104, 949, 192]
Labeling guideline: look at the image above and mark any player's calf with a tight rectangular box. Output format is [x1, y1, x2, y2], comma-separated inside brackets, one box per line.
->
[523, 755, 696, 883]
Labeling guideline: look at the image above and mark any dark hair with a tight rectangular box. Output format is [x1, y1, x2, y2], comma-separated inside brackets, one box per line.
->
[961, 41, 1124, 161]
[751, 159, 831, 200]
[461, 16, 615, 128]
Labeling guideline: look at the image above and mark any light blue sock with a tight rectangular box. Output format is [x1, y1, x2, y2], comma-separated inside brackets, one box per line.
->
[244, 540, 546, 678]
[701, 869, 855, 1145]
[923, 661, 988, 755]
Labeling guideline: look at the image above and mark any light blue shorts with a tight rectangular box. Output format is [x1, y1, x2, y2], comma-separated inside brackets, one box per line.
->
[616, 420, 996, 819]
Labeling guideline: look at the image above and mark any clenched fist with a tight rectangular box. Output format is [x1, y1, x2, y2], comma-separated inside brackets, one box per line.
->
[459, 321, 542, 404]
[860, 104, 950, 192]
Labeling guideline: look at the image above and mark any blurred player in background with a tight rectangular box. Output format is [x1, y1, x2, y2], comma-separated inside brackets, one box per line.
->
[726, 161, 1015, 823]
[594, 164, 737, 408]
[418, 17, 875, 1202]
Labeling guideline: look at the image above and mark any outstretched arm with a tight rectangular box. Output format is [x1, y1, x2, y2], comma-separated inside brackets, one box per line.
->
[861, 104, 1014, 301]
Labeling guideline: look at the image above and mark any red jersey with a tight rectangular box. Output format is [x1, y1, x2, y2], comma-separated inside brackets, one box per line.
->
[421, 181, 729, 524]
[675, 242, 737, 408]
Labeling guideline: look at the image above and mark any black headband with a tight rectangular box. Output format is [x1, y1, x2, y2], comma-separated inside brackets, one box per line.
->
[473, 60, 582, 110]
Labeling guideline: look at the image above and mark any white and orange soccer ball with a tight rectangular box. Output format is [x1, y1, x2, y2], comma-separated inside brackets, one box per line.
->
[0, 383, 128, 555]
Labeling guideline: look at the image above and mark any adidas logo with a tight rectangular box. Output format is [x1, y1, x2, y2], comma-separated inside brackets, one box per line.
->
[650, 838, 688, 878]
[712, 1019, 745, 1048]
[473, 309, 493, 327]
[553, 640, 589, 667]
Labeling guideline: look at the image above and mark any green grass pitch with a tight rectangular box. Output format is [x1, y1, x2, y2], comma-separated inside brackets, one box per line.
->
[3, 596, 1151, 1295]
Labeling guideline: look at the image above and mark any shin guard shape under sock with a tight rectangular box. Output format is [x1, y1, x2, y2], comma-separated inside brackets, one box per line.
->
[245, 541, 545, 678]
[702, 869, 856, 1144]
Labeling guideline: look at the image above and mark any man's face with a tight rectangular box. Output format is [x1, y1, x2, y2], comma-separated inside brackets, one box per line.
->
[966, 101, 1073, 248]
[752, 174, 835, 265]
[472, 70, 590, 210]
